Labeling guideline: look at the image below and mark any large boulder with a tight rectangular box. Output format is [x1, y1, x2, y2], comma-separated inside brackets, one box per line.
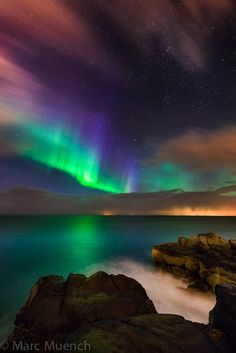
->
[152, 233, 236, 291]
[210, 284, 236, 349]
[15, 271, 156, 334]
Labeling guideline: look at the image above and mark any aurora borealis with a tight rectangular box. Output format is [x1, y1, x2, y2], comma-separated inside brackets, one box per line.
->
[0, 0, 236, 214]
[0, 53, 134, 194]
[9, 118, 132, 194]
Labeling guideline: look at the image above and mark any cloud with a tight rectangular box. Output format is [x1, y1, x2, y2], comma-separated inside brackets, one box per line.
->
[1, 185, 236, 215]
[0, 53, 43, 118]
[99, 0, 234, 71]
[0, 0, 234, 73]
[0, 53, 48, 158]
[152, 126, 236, 173]
[0, 0, 117, 75]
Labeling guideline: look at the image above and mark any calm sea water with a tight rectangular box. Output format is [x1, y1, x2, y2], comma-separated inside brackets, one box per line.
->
[1, 215, 236, 340]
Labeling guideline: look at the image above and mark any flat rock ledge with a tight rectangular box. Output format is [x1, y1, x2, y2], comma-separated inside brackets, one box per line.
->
[1, 271, 236, 353]
[152, 233, 236, 291]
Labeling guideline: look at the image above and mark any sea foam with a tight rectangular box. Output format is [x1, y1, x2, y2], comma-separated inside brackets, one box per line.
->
[87, 259, 215, 323]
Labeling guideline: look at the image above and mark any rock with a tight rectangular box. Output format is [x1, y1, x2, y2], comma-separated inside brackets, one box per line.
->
[210, 284, 236, 349]
[3, 271, 234, 353]
[15, 275, 66, 333]
[179, 233, 229, 249]
[76, 314, 222, 353]
[15, 271, 156, 334]
[229, 239, 236, 249]
[152, 233, 236, 291]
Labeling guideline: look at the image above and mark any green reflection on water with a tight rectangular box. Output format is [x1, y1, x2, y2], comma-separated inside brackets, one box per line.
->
[65, 216, 104, 269]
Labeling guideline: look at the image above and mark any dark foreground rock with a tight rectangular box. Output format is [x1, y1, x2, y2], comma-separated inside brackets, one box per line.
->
[15, 271, 156, 334]
[210, 284, 236, 349]
[152, 233, 236, 291]
[2, 271, 236, 353]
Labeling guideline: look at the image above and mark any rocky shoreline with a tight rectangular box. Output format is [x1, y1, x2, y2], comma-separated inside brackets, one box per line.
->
[2, 233, 236, 353]
[1, 271, 236, 353]
[152, 233, 236, 291]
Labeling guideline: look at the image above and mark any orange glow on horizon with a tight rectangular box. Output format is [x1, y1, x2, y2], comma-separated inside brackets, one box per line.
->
[102, 210, 115, 216]
[159, 207, 236, 216]
[99, 208, 236, 216]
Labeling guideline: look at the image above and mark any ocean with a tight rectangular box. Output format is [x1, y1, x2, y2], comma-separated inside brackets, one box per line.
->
[1, 215, 236, 340]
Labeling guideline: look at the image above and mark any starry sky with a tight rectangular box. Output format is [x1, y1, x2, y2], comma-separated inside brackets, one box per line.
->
[0, 0, 236, 214]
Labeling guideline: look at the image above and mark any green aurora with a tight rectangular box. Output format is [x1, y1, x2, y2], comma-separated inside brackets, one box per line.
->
[9, 117, 133, 194]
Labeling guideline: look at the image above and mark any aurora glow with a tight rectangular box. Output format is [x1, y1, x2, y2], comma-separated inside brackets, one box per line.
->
[8, 117, 133, 194]
[0, 51, 135, 194]
[142, 162, 193, 192]
[0, 1, 235, 214]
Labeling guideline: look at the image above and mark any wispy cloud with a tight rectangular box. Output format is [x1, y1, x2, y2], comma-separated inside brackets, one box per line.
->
[0, 0, 117, 74]
[0, 0, 234, 73]
[100, 0, 234, 71]
[0, 53, 43, 118]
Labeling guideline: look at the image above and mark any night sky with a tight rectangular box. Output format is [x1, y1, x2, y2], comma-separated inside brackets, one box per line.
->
[0, 0, 236, 214]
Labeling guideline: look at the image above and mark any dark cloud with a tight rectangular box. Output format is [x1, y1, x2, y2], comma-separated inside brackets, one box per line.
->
[1, 185, 236, 215]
